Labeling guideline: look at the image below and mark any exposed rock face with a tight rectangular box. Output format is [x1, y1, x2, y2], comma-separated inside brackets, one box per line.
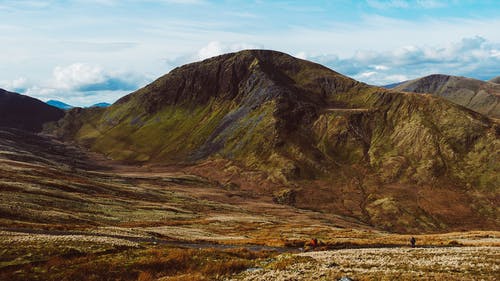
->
[393, 74, 500, 118]
[52, 50, 499, 232]
[0, 89, 64, 132]
[489, 76, 500, 84]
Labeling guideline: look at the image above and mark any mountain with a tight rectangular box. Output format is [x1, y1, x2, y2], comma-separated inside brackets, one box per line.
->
[90, 102, 111, 108]
[46, 100, 112, 109]
[382, 81, 405, 89]
[47, 99, 74, 110]
[52, 50, 499, 232]
[489, 76, 500, 84]
[392, 74, 500, 118]
[0, 89, 65, 132]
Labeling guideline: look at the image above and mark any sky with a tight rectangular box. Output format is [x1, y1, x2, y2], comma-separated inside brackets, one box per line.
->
[0, 0, 499, 106]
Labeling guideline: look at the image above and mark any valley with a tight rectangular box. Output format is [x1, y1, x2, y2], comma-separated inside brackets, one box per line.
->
[0, 126, 498, 280]
[0, 50, 498, 280]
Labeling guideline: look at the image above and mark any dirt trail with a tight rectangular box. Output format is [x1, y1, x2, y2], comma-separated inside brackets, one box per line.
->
[323, 108, 373, 113]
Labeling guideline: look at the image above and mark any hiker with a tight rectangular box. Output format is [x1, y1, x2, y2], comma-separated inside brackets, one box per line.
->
[304, 238, 318, 251]
[310, 238, 318, 248]
[410, 237, 416, 248]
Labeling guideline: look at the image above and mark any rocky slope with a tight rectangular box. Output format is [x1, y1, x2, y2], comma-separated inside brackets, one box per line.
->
[393, 74, 500, 118]
[0, 89, 65, 132]
[51, 50, 499, 232]
[489, 76, 500, 84]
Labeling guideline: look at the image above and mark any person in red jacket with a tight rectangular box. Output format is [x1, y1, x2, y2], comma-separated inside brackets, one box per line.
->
[310, 238, 318, 248]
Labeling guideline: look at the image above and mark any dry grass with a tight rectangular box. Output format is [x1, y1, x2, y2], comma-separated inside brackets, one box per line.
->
[1, 128, 499, 280]
[0, 246, 275, 281]
[236, 246, 500, 281]
[137, 271, 155, 281]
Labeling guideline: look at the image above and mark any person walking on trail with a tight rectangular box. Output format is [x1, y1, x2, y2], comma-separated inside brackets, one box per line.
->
[304, 238, 318, 251]
[311, 238, 318, 248]
[410, 237, 416, 248]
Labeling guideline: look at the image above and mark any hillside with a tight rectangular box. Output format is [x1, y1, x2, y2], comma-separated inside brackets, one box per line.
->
[2, 126, 498, 280]
[0, 89, 64, 132]
[393, 74, 500, 118]
[490, 76, 500, 84]
[51, 50, 499, 232]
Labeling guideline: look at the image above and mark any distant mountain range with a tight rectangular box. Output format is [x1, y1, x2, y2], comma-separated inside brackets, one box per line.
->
[385, 74, 500, 118]
[46, 100, 73, 110]
[46, 100, 111, 110]
[381, 81, 404, 89]
[90, 102, 111, 108]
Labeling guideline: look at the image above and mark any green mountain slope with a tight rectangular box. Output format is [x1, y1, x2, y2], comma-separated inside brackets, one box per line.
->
[52, 50, 499, 232]
[393, 74, 500, 118]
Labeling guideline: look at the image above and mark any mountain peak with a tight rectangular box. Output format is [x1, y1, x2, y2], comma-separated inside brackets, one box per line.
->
[47, 99, 74, 110]
[52, 51, 499, 231]
[116, 49, 357, 114]
[394, 73, 500, 118]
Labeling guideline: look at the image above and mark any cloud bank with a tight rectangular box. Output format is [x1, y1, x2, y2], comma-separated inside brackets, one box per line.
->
[303, 36, 500, 85]
[2, 36, 498, 107]
[1, 63, 147, 107]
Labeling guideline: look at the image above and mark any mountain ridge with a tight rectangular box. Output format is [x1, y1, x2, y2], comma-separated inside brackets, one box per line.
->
[392, 74, 500, 118]
[489, 76, 500, 84]
[50, 50, 499, 232]
[47, 99, 74, 110]
[46, 100, 112, 109]
[0, 89, 65, 132]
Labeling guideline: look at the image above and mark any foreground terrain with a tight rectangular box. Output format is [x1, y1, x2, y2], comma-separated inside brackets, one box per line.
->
[236, 246, 500, 281]
[0, 127, 499, 280]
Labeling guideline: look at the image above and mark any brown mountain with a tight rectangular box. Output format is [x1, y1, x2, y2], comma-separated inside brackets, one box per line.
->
[489, 76, 500, 84]
[393, 74, 500, 118]
[51, 50, 499, 232]
[0, 89, 64, 132]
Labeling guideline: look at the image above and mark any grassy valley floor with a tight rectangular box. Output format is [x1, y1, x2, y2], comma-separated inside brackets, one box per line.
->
[0, 128, 498, 280]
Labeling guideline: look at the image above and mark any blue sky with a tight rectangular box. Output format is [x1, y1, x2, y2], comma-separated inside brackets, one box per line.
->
[0, 0, 499, 106]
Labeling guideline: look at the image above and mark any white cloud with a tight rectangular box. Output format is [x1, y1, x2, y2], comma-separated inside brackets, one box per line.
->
[294, 51, 308, 60]
[11, 63, 148, 107]
[311, 36, 500, 85]
[52, 63, 104, 90]
[0, 77, 30, 92]
[359, 71, 377, 78]
[196, 41, 261, 60]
